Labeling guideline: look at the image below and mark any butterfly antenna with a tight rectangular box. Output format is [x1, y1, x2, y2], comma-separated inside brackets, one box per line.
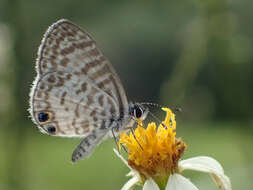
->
[139, 102, 168, 129]
[148, 111, 168, 129]
[140, 102, 183, 113]
[139, 102, 163, 108]
[173, 107, 183, 113]
[140, 102, 183, 128]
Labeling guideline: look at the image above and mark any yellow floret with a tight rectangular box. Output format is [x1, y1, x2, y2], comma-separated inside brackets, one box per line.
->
[119, 107, 186, 188]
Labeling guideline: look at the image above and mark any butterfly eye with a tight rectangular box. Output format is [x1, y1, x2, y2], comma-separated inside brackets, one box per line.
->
[134, 105, 143, 118]
[129, 104, 144, 118]
[38, 112, 49, 122]
[47, 125, 56, 134]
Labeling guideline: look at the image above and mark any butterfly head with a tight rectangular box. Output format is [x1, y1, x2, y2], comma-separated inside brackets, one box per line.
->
[129, 103, 149, 121]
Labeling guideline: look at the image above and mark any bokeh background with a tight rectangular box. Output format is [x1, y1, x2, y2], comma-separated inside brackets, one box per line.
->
[0, 0, 252, 189]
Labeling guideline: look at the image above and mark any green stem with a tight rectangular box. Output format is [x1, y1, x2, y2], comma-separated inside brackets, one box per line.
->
[153, 175, 169, 190]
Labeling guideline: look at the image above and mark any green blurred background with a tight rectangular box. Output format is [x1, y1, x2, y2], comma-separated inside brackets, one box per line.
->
[0, 0, 252, 189]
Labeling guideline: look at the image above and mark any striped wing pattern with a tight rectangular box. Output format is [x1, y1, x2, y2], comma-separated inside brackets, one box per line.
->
[30, 19, 131, 161]
[30, 20, 131, 161]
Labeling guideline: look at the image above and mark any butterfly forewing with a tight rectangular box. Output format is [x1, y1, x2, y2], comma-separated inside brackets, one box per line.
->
[30, 19, 129, 137]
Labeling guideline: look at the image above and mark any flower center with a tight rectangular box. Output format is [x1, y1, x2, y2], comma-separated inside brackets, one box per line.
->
[119, 108, 186, 187]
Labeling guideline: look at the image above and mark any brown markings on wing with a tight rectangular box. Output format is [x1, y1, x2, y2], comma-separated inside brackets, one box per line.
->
[81, 59, 103, 75]
[60, 57, 70, 67]
[73, 41, 94, 50]
[90, 64, 111, 81]
[60, 91, 67, 105]
[47, 75, 56, 83]
[107, 97, 116, 116]
[74, 102, 80, 118]
[98, 95, 104, 107]
[81, 82, 87, 92]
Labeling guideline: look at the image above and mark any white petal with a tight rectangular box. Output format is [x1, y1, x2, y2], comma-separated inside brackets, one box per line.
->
[113, 148, 131, 170]
[121, 175, 139, 190]
[166, 174, 199, 190]
[179, 156, 223, 173]
[143, 178, 160, 190]
[114, 148, 143, 190]
[179, 156, 232, 190]
[210, 173, 232, 190]
[126, 171, 136, 177]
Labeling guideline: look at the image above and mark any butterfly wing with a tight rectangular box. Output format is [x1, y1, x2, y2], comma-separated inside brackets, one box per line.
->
[30, 19, 129, 137]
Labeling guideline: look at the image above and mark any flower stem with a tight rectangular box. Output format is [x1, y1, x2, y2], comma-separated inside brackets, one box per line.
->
[153, 175, 168, 190]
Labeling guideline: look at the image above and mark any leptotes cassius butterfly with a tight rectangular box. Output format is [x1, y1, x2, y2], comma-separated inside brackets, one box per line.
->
[29, 19, 148, 162]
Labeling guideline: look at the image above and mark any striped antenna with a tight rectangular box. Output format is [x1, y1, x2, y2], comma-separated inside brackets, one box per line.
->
[139, 102, 167, 129]
[139, 102, 182, 129]
[140, 102, 182, 113]
[139, 102, 163, 108]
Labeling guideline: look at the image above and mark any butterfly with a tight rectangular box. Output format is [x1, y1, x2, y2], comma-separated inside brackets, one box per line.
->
[29, 19, 148, 162]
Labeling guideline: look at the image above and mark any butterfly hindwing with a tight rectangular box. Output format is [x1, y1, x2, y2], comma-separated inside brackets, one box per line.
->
[30, 19, 130, 137]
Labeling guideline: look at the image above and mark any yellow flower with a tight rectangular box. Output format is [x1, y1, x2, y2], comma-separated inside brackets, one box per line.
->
[119, 108, 186, 188]
[116, 107, 231, 190]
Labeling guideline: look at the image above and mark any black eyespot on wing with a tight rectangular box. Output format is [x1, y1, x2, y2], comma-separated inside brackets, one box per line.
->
[47, 126, 56, 134]
[38, 112, 49, 122]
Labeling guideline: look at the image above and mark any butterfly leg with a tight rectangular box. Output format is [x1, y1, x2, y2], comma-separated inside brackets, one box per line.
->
[130, 127, 143, 150]
[72, 130, 108, 163]
[123, 118, 144, 150]
[111, 126, 128, 154]
[111, 126, 120, 152]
